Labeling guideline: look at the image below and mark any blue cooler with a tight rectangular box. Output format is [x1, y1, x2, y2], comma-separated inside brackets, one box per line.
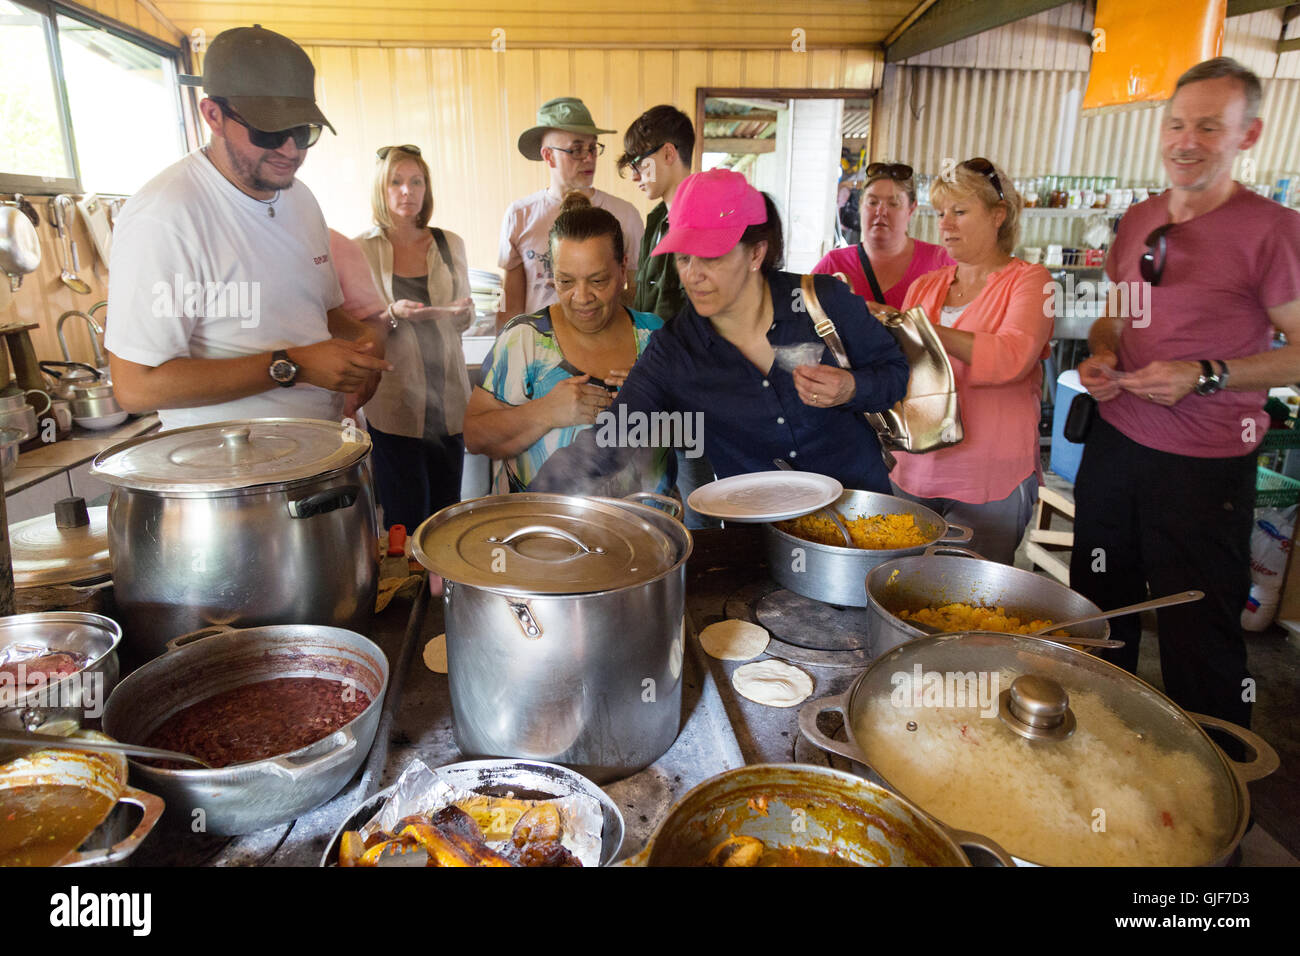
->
[1050, 369, 1086, 483]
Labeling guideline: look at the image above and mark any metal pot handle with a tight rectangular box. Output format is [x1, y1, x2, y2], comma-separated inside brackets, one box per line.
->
[796, 692, 863, 764]
[288, 484, 360, 519]
[937, 522, 973, 544]
[941, 826, 1017, 868]
[265, 726, 359, 780]
[164, 624, 236, 652]
[23, 389, 51, 417]
[922, 543, 984, 559]
[1186, 711, 1281, 784]
[63, 786, 166, 867]
[623, 491, 684, 521]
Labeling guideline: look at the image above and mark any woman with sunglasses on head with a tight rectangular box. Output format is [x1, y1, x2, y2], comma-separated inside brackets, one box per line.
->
[355, 145, 476, 530]
[812, 163, 953, 309]
[887, 158, 1054, 565]
[528, 169, 909, 498]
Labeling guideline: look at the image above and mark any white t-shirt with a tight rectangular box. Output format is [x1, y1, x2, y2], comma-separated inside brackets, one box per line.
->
[105, 149, 345, 430]
[497, 188, 645, 315]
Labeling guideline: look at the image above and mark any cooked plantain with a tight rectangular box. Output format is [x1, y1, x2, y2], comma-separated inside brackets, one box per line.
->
[511, 803, 563, 847]
[707, 834, 765, 867]
[339, 830, 367, 867]
[399, 822, 515, 867]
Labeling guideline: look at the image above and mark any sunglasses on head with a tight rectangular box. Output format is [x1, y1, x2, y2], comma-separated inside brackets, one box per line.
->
[866, 162, 914, 182]
[377, 144, 422, 159]
[1140, 223, 1175, 286]
[961, 157, 1004, 202]
[217, 101, 322, 150]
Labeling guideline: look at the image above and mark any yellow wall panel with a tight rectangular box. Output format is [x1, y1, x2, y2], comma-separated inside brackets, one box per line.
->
[709, 51, 743, 88]
[775, 51, 809, 88]
[640, 50, 675, 106]
[675, 50, 711, 112]
[742, 51, 776, 88]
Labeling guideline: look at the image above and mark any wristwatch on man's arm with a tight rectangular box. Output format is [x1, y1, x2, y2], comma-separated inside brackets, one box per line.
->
[1194, 359, 1230, 395]
[269, 349, 299, 387]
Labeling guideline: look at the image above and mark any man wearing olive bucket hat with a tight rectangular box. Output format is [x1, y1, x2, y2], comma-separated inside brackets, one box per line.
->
[496, 97, 645, 327]
[105, 25, 390, 430]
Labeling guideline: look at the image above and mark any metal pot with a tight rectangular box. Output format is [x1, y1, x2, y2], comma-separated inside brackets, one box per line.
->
[799, 632, 1279, 867]
[412, 492, 692, 784]
[864, 544, 1110, 656]
[320, 758, 626, 867]
[763, 490, 972, 607]
[0, 198, 41, 292]
[0, 730, 164, 866]
[91, 418, 379, 657]
[0, 426, 22, 480]
[0, 389, 51, 442]
[622, 763, 1012, 866]
[0, 612, 121, 745]
[102, 623, 389, 836]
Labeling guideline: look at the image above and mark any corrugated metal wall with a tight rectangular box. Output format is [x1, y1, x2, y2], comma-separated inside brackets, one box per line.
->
[294, 46, 882, 274]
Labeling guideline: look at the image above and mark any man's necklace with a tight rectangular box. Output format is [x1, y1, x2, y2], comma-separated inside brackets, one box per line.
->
[201, 145, 281, 216]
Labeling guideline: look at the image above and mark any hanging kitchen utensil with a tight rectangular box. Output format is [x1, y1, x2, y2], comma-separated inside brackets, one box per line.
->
[50, 196, 91, 295]
[76, 194, 113, 267]
[0, 199, 42, 293]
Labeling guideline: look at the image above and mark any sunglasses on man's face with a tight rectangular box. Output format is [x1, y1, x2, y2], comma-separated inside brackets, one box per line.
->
[219, 102, 322, 150]
[866, 162, 914, 182]
[1140, 223, 1175, 286]
[961, 157, 1004, 202]
[377, 144, 421, 159]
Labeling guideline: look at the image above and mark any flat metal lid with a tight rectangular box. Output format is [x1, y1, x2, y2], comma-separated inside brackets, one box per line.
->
[89, 418, 370, 493]
[413, 494, 682, 594]
[8, 506, 111, 587]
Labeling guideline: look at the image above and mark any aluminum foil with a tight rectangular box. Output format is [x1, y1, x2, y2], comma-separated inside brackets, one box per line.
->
[359, 758, 605, 867]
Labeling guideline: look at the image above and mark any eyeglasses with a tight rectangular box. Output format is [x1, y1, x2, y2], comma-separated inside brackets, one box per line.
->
[866, 162, 914, 182]
[548, 142, 605, 160]
[217, 101, 321, 151]
[620, 143, 664, 178]
[1140, 223, 1175, 286]
[377, 144, 421, 159]
[961, 157, 1004, 202]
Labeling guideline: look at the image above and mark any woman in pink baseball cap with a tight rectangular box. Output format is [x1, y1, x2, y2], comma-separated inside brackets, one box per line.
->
[530, 169, 909, 496]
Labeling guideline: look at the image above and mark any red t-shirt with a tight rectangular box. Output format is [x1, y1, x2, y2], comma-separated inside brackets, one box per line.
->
[812, 239, 954, 310]
[1101, 187, 1300, 458]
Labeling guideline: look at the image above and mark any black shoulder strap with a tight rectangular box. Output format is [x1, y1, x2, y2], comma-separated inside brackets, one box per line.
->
[430, 227, 452, 271]
[855, 244, 886, 304]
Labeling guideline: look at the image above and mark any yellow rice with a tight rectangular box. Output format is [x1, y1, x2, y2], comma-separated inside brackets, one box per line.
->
[778, 512, 930, 550]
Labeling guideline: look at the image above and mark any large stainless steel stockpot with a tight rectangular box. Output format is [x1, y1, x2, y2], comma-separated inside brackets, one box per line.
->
[622, 764, 1012, 866]
[102, 623, 388, 836]
[864, 544, 1110, 656]
[799, 632, 1279, 867]
[412, 492, 691, 784]
[763, 490, 971, 607]
[91, 419, 379, 657]
[0, 612, 121, 746]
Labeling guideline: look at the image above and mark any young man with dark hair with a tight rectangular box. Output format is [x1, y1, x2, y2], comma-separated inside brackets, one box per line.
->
[619, 105, 695, 322]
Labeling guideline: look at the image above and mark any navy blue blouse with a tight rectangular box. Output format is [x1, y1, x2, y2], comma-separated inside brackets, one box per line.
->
[529, 270, 909, 494]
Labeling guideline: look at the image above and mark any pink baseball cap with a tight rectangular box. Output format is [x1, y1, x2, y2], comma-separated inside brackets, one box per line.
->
[651, 169, 768, 258]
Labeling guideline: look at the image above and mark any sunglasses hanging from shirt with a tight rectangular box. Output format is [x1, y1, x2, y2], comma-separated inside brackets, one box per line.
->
[800, 275, 963, 469]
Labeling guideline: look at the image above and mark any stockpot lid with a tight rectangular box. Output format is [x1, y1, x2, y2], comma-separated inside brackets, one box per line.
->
[89, 418, 370, 494]
[412, 493, 686, 595]
[847, 632, 1260, 866]
[8, 505, 111, 587]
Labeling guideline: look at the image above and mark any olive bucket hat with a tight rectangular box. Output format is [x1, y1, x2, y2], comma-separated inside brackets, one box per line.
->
[179, 25, 335, 134]
[517, 97, 616, 161]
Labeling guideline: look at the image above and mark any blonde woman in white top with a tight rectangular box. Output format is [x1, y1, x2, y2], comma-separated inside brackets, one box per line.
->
[355, 144, 474, 529]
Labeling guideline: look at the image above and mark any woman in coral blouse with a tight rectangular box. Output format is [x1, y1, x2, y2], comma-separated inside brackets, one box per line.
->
[888, 158, 1054, 564]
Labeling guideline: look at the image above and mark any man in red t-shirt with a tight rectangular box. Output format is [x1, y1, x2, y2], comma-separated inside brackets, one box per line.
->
[1073, 57, 1300, 730]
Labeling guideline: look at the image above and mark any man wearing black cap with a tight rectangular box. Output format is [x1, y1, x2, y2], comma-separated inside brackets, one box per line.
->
[106, 25, 390, 430]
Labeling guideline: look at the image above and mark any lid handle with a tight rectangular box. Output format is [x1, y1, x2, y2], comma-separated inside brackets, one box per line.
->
[489, 524, 605, 561]
[220, 426, 252, 453]
[54, 496, 89, 529]
[998, 674, 1076, 742]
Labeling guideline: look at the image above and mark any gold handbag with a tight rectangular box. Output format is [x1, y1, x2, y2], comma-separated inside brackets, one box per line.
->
[800, 274, 963, 468]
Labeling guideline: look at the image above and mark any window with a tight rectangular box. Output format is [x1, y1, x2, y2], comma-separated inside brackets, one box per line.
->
[0, 1, 185, 194]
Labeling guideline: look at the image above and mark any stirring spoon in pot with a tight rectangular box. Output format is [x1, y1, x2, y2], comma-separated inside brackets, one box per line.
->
[0, 729, 212, 768]
[772, 458, 852, 546]
[1027, 590, 1205, 641]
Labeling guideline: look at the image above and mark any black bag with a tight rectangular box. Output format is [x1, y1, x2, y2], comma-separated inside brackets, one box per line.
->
[1063, 392, 1098, 444]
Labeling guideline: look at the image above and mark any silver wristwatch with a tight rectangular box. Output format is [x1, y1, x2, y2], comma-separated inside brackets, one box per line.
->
[269, 349, 299, 387]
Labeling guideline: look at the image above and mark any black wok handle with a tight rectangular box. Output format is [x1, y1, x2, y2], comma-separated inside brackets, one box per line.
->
[287, 484, 360, 519]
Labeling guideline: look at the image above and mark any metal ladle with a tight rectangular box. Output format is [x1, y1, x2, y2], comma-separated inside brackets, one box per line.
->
[0, 728, 212, 768]
[772, 458, 852, 545]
